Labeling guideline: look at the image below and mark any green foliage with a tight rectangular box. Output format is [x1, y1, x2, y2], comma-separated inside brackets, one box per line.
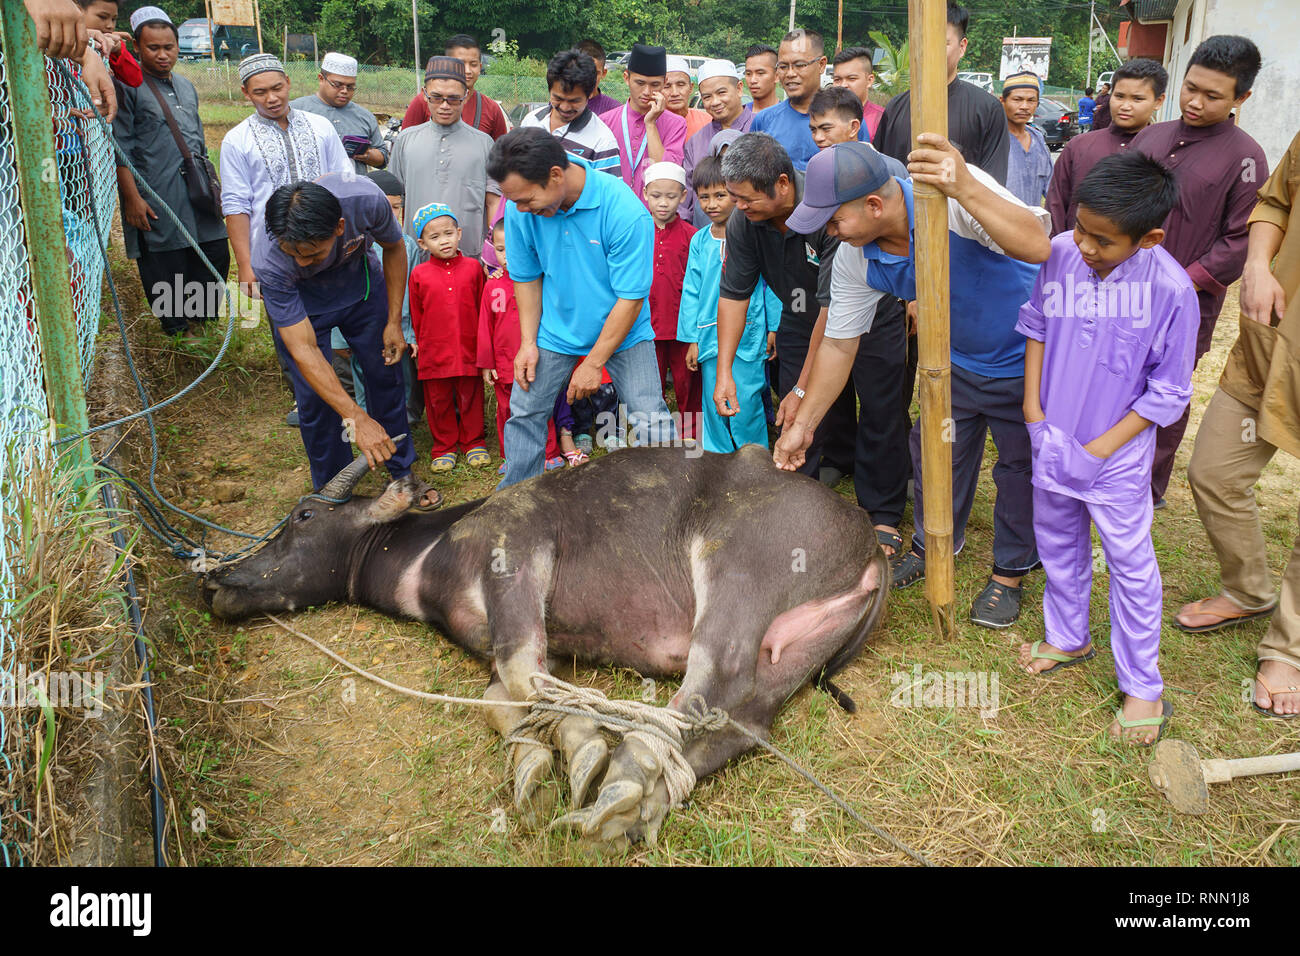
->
[868, 29, 908, 97]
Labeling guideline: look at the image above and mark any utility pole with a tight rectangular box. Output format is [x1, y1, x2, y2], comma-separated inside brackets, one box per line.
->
[788, 0, 796, 34]
[412, 0, 422, 91]
[1086, 0, 1094, 87]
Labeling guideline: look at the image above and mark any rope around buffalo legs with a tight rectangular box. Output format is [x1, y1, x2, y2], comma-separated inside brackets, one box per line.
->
[266, 615, 930, 865]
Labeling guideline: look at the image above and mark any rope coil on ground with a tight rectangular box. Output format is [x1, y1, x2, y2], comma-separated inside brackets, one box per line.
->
[267, 614, 931, 865]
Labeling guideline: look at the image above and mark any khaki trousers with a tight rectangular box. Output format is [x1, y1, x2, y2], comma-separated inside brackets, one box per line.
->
[1187, 388, 1300, 670]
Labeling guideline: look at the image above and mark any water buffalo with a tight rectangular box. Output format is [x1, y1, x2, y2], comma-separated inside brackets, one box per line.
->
[204, 444, 888, 844]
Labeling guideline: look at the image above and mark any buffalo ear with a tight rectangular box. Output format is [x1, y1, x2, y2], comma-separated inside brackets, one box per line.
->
[366, 477, 416, 523]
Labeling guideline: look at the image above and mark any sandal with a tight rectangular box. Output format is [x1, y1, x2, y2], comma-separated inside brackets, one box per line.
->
[1024, 640, 1096, 674]
[409, 478, 443, 511]
[875, 528, 903, 558]
[1172, 595, 1277, 633]
[1113, 698, 1173, 747]
[431, 453, 457, 474]
[544, 455, 567, 471]
[1252, 669, 1300, 719]
[497, 461, 507, 476]
[892, 551, 925, 590]
[970, 577, 1023, 629]
[465, 447, 492, 469]
[563, 449, 589, 466]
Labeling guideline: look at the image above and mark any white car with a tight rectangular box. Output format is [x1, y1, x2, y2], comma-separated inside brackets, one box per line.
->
[958, 71, 995, 93]
[1096, 70, 1114, 89]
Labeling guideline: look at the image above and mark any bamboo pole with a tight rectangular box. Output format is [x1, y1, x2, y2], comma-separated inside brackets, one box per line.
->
[837, 0, 844, 53]
[205, 0, 215, 63]
[0, 6, 92, 476]
[907, 0, 955, 639]
[253, 0, 264, 52]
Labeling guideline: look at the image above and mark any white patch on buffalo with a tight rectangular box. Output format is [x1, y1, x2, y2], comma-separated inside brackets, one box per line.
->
[688, 536, 710, 631]
[395, 538, 440, 618]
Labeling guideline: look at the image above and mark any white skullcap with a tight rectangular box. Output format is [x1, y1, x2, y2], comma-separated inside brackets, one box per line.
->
[320, 52, 358, 77]
[696, 59, 740, 85]
[129, 6, 172, 32]
[665, 55, 692, 79]
[643, 161, 686, 187]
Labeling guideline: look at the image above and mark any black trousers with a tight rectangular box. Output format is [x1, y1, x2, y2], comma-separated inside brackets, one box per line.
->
[775, 297, 908, 526]
[135, 238, 230, 335]
[901, 329, 919, 482]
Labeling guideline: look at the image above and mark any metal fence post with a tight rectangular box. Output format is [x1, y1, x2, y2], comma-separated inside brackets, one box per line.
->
[0, 5, 92, 473]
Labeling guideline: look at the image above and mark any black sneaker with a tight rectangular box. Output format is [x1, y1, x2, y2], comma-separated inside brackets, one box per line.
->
[970, 578, 1022, 629]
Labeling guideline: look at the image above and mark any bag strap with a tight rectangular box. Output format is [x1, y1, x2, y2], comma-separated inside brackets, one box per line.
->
[473, 90, 483, 130]
[142, 74, 194, 162]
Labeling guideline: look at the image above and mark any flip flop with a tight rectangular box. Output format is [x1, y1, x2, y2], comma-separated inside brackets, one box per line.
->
[1252, 671, 1300, 719]
[409, 478, 443, 512]
[431, 454, 457, 473]
[1172, 596, 1277, 633]
[544, 455, 567, 471]
[1025, 640, 1096, 674]
[465, 447, 492, 468]
[1113, 698, 1173, 747]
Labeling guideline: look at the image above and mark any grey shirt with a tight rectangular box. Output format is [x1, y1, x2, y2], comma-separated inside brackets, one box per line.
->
[112, 71, 227, 258]
[388, 118, 492, 258]
[288, 94, 387, 175]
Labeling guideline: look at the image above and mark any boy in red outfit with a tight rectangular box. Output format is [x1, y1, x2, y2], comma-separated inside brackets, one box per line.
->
[643, 161, 699, 439]
[409, 202, 490, 472]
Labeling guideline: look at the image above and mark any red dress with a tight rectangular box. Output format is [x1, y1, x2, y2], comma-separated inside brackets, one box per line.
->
[649, 215, 700, 438]
[476, 269, 561, 459]
[410, 253, 487, 456]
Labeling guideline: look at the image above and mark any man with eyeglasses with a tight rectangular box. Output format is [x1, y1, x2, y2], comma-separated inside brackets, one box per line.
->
[291, 52, 388, 175]
[389, 56, 496, 260]
[401, 33, 509, 140]
[751, 28, 868, 171]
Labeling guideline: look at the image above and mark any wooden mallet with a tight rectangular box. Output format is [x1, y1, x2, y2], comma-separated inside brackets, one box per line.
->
[1148, 739, 1300, 814]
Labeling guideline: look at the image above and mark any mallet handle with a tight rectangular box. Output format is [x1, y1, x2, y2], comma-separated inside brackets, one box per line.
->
[1202, 752, 1300, 784]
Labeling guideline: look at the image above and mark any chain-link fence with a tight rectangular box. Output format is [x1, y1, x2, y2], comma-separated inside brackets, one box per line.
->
[0, 51, 115, 866]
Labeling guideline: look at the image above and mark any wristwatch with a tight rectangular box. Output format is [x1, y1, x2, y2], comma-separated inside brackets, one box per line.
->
[791, 386, 806, 399]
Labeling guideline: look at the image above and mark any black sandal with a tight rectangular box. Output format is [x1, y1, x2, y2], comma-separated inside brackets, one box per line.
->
[875, 528, 904, 558]
[970, 577, 1022, 629]
[892, 551, 925, 590]
[410, 479, 443, 512]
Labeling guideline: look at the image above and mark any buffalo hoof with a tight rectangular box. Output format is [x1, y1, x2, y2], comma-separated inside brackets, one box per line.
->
[512, 744, 557, 827]
[553, 736, 674, 846]
[567, 737, 610, 809]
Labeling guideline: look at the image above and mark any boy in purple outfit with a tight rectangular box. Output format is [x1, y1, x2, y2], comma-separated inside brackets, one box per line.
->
[1017, 153, 1198, 745]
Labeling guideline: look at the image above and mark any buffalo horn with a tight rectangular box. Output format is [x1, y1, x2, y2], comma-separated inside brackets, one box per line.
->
[318, 454, 371, 500]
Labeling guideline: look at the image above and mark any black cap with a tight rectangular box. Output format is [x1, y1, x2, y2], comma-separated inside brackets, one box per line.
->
[627, 43, 667, 77]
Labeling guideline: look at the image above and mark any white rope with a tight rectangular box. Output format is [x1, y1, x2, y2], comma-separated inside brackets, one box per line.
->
[266, 614, 931, 865]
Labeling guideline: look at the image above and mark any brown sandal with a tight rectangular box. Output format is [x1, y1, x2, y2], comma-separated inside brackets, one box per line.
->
[1172, 596, 1276, 634]
[1252, 670, 1300, 719]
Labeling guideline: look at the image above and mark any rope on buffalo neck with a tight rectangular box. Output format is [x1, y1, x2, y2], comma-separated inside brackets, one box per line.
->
[267, 615, 931, 865]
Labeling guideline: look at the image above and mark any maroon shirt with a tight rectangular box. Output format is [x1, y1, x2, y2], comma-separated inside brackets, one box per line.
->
[1046, 124, 1139, 235]
[1091, 93, 1111, 131]
[648, 215, 696, 340]
[402, 89, 508, 140]
[1133, 118, 1268, 342]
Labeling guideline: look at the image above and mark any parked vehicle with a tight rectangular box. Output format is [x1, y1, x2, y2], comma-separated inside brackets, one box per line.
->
[958, 71, 995, 93]
[1033, 98, 1079, 150]
[177, 18, 259, 61]
[506, 102, 549, 128]
[1096, 70, 1114, 89]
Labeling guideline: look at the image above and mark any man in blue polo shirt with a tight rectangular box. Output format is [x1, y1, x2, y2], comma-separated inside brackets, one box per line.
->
[253, 172, 432, 504]
[489, 126, 676, 486]
[774, 137, 1052, 628]
[752, 28, 871, 171]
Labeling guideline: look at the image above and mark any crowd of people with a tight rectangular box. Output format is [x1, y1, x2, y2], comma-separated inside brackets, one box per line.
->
[21, 0, 1300, 737]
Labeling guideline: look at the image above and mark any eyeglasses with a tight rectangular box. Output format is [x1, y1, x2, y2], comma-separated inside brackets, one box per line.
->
[425, 93, 466, 106]
[776, 59, 824, 73]
[323, 77, 356, 92]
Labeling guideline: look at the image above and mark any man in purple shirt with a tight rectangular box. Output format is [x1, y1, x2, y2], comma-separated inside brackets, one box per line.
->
[682, 59, 754, 225]
[253, 173, 431, 502]
[599, 43, 687, 202]
[1017, 152, 1198, 744]
[577, 39, 622, 116]
[1047, 58, 1167, 235]
[1132, 35, 1268, 507]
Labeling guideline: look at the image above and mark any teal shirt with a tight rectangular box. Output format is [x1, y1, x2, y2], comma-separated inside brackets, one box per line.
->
[678, 225, 781, 364]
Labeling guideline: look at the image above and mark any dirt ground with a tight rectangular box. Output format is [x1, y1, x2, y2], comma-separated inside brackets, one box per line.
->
[97, 109, 1299, 866]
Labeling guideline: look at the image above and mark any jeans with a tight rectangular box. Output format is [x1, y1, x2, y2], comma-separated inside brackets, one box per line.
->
[498, 339, 675, 488]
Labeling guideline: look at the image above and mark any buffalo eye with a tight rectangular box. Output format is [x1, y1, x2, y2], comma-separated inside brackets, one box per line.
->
[296, 508, 314, 522]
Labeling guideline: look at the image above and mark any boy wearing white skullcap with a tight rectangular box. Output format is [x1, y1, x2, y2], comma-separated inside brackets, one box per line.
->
[642, 161, 702, 440]
[291, 50, 388, 175]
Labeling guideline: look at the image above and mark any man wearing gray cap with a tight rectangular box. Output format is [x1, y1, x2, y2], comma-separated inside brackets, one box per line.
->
[290, 52, 388, 175]
[389, 55, 495, 260]
[774, 136, 1051, 628]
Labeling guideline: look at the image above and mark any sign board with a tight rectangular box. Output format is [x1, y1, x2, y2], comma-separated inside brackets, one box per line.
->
[999, 37, 1052, 82]
[210, 0, 257, 26]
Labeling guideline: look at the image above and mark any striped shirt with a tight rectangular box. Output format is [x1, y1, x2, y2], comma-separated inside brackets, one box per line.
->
[521, 106, 620, 174]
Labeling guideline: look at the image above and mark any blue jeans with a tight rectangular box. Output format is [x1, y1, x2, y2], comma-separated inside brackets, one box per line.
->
[498, 339, 675, 488]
